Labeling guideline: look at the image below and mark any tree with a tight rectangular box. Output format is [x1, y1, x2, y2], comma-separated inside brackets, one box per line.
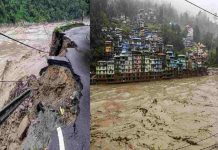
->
[193, 25, 200, 43]
[158, 5, 164, 23]
[161, 24, 184, 51]
[202, 32, 213, 50]
[216, 47, 218, 64]
[0, 0, 89, 24]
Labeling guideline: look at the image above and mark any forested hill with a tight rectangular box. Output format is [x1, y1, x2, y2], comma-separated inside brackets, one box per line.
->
[0, 0, 89, 23]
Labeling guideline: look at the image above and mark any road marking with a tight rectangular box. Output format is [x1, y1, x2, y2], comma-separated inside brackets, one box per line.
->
[57, 127, 65, 150]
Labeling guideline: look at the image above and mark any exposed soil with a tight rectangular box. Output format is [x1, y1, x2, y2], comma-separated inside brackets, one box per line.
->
[0, 65, 77, 149]
[91, 69, 218, 150]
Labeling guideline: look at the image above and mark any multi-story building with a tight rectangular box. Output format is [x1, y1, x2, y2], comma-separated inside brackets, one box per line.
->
[177, 55, 187, 70]
[143, 55, 151, 72]
[107, 60, 115, 74]
[124, 53, 133, 73]
[95, 16, 208, 78]
[96, 60, 115, 75]
[150, 57, 163, 72]
[130, 37, 142, 50]
[114, 52, 133, 73]
[132, 51, 142, 73]
[121, 42, 130, 53]
[105, 41, 113, 54]
[96, 61, 107, 75]
[165, 45, 176, 69]
[137, 9, 157, 23]
[166, 51, 176, 69]
[183, 25, 194, 48]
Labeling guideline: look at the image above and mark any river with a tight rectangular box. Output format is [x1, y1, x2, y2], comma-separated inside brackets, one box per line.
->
[91, 73, 218, 150]
[0, 22, 67, 108]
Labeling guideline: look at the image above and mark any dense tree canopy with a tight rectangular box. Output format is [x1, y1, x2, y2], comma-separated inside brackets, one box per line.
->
[202, 32, 214, 50]
[193, 25, 200, 43]
[161, 24, 184, 51]
[0, 0, 89, 23]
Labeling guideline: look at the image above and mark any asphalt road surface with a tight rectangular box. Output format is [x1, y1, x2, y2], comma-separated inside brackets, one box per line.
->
[49, 26, 90, 150]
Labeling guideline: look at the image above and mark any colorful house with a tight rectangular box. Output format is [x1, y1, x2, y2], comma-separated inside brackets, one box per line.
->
[95, 14, 207, 78]
[165, 45, 176, 69]
[150, 57, 162, 72]
[177, 55, 187, 70]
[121, 42, 130, 53]
[124, 52, 133, 73]
[114, 52, 133, 74]
[105, 41, 113, 53]
[96, 61, 107, 75]
[143, 55, 151, 72]
[131, 37, 142, 50]
[132, 51, 142, 73]
[107, 60, 115, 74]
[166, 51, 176, 69]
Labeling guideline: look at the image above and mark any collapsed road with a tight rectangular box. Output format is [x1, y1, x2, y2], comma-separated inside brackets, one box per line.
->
[0, 25, 90, 150]
[48, 26, 90, 149]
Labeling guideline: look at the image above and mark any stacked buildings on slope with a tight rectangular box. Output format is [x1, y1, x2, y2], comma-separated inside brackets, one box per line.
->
[93, 10, 208, 83]
[183, 25, 194, 48]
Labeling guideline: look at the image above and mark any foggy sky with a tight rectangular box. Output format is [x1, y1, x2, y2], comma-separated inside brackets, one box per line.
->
[153, 0, 218, 21]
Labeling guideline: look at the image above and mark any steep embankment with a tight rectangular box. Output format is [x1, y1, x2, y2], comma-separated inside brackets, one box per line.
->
[0, 65, 77, 149]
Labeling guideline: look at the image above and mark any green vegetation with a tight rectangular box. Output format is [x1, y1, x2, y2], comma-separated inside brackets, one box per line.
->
[193, 25, 200, 43]
[54, 23, 85, 33]
[185, 46, 197, 52]
[147, 23, 161, 31]
[207, 48, 218, 67]
[161, 23, 184, 51]
[0, 0, 89, 24]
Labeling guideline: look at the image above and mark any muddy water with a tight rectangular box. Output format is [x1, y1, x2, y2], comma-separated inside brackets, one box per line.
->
[91, 75, 218, 150]
[0, 23, 65, 107]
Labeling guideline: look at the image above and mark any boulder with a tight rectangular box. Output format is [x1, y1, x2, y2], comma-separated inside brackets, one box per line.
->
[17, 116, 30, 140]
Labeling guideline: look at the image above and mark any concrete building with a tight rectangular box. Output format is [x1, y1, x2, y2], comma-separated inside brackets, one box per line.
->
[166, 45, 176, 69]
[143, 56, 151, 72]
[150, 57, 162, 72]
[105, 41, 113, 53]
[183, 25, 194, 48]
[132, 51, 142, 73]
[107, 60, 115, 74]
[177, 54, 187, 70]
[96, 61, 107, 75]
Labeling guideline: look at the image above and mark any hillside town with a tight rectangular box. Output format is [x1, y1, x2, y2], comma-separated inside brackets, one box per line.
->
[92, 9, 208, 83]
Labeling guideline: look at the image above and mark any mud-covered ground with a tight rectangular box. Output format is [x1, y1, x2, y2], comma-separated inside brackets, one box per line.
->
[0, 65, 77, 150]
[91, 70, 218, 150]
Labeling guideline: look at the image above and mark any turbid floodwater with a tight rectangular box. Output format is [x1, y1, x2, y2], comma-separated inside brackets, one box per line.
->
[0, 22, 65, 108]
[91, 72, 218, 150]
